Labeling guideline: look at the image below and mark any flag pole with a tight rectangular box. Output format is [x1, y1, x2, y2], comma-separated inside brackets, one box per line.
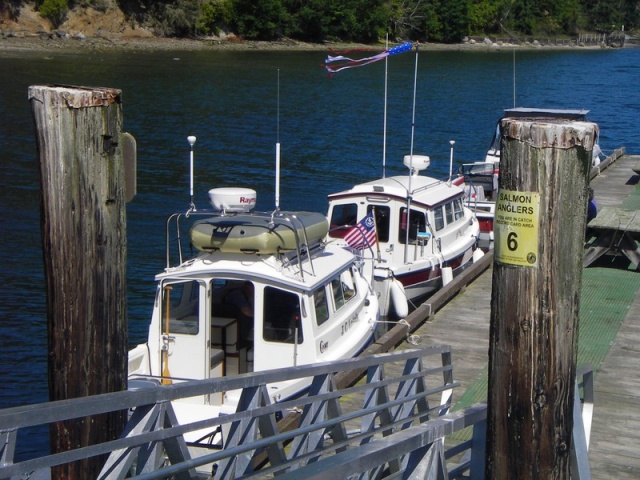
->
[382, 34, 389, 178]
[275, 68, 281, 211]
[404, 43, 419, 265]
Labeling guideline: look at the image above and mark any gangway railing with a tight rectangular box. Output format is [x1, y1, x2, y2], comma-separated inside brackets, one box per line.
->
[0, 347, 594, 479]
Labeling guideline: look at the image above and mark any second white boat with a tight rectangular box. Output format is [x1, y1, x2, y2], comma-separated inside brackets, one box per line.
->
[326, 154, 481, 318]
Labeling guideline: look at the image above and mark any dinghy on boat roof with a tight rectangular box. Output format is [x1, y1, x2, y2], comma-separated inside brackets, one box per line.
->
[190, 188, 329, 254]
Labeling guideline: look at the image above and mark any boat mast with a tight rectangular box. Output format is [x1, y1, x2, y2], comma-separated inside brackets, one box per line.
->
[403, 44, 419, 264]
[513, 49, 516, 107]
[382, 33, 389, 179]
[448, 140, 455, 184]
[275, 69, 281, 211]
[188, 135, 196, 212]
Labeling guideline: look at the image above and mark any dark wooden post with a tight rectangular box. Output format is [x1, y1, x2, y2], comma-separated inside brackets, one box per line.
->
[29, 85, 128, 479]
[486, 117, 598, 478]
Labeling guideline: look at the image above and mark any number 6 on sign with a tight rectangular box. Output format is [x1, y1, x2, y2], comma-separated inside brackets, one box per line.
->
[494, 189, 540, 267]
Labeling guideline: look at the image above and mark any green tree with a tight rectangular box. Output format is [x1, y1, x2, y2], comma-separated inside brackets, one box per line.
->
[196, 0, 233, 35]
[555, 0, 584, 34]
[230, 0, 289, 40]
[146, 0, 200, 37]
[38, 0, 69, 27]
[468, 0, 502, 34]
[438, 0, 471, 43]
[388, 0, 434, 40]
[349, 0, 389, 42]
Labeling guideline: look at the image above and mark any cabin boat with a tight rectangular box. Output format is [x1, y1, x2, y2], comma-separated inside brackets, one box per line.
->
[326, 155, 481, 318]
[128, 187, 378, 463]
[453, 108, 596, 248]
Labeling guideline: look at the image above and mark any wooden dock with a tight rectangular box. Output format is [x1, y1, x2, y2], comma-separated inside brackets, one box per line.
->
[406, 152, 640, 478]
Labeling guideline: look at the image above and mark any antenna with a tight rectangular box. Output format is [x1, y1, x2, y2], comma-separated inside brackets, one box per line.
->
[513, 49, 516, 107]
[275, 69, 281, 211]
[448, 140, 455, 184]
[187, 135, 196, 211]
[382, 33, 389, 178]
[404, 44, 419, 265]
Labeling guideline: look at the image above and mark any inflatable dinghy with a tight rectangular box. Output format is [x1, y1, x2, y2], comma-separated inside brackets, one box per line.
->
[190, 212, 329, 254]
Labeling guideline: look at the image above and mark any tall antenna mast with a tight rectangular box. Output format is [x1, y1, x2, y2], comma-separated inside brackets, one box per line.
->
[382, 33, 389, 178]
[513, 49, 516, 107]
[448, 139, 455, 184]
[275, 69, 281, 211]
[187, 135, 196, 211]
[403, 44, 419, 264]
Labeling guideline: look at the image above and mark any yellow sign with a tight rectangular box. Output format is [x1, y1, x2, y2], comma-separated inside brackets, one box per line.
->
[494, 189, 540, 267]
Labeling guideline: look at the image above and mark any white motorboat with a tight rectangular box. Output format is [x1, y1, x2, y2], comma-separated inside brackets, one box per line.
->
[326, 154, 481, 319]
[453, 108, 595, 248]
[128, 182, 379, 464]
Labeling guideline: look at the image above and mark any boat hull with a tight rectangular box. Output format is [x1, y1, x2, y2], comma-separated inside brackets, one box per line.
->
[374, 246, 475, 318]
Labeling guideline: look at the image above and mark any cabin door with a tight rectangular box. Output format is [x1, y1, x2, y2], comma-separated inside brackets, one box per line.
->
[159, 279, 209, 387]
[396, 207, 430, 265]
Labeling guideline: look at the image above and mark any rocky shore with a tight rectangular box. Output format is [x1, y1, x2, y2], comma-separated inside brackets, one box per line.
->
[0, 4, 622, 57]
[1, 31, 616, 58]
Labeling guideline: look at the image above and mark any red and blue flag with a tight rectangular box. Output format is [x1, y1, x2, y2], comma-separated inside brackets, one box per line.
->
[344, 211, 377, 250]
[324, 42, 414, 76]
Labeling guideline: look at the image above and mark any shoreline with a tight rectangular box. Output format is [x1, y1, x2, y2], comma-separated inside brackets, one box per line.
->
[0, 32, 623, 57]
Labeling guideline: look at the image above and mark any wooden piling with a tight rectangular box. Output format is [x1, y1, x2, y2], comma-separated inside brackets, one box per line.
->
[29, 85, 128, 479]
[485, 117, 598, 478]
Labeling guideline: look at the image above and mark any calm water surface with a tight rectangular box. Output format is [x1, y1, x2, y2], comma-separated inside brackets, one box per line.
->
[1, 45, 638, 457]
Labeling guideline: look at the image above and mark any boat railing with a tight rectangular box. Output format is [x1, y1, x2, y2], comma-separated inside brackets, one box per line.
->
[273, 211, 315, 279]
[0, 347, 595, 479]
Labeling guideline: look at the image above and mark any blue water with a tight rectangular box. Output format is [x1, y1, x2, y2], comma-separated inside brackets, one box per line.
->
[1, 45, 639, 458]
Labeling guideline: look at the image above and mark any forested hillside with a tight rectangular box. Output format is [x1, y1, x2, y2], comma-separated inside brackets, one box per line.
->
[2, 0, 638, 44]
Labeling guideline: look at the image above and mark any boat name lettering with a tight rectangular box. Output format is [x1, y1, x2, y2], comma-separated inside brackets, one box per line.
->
[341, 315, 359, 336]
[212, 225, 233, 234]
[319, 339, 329, 353]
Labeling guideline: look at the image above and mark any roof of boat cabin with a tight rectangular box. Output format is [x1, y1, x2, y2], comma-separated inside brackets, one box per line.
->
[327, 174, 464, 208]
[155, 242, 360, 293]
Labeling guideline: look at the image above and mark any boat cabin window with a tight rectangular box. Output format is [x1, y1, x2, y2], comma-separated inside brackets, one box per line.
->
[445, 203, 454, 224]
[329, 203, 358, 238]
[452, 197, 465, 221]
[161, 280, 200, 335]
[331, 268, 357, 310]
[368, 205, 390, 243]
[399, 208, 427, 243]
[433, 198, 465, 231]
[434, 206, 445, 231]
[263, 286, 303, 344]
[314, 286, 330, 327]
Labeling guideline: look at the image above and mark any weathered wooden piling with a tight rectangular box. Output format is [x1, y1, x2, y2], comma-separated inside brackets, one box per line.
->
[29, 85, 128, 479]
[486, 117, 597, 478]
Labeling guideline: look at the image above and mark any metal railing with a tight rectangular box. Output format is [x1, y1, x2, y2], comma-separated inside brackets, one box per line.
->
[0, 347, 594, 480]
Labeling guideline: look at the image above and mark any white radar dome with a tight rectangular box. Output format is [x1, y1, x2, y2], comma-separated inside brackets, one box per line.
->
[208, 187, 257, 213]
[403, 155, 430, 172]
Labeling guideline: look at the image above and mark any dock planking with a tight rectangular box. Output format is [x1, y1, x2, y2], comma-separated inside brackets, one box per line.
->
[398, 152, 639, 477]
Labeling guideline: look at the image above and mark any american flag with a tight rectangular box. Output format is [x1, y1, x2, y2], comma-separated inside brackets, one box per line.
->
[344, 211, 377, 250]
[324, 42, 414, 76]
